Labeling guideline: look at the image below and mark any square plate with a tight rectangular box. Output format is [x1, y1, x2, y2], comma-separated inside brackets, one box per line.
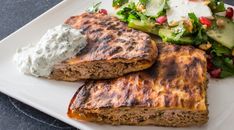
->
[0, 0, 234, 130]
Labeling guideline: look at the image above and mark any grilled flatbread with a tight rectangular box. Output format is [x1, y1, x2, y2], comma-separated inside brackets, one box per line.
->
[50, 13, 157, 81]
[68, 43, 208, 127]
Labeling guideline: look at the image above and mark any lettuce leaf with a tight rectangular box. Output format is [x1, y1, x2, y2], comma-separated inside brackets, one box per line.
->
[211, 42, 231, 56]
[212, 56, 234, 78]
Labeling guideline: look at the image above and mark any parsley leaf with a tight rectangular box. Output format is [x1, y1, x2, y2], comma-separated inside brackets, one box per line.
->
[188, 13, 208, 45]
[211, 42, 231, 56]
[212, 56, 234, 78]
[116, 2, 138, 22]
[87, 2, 102, 13]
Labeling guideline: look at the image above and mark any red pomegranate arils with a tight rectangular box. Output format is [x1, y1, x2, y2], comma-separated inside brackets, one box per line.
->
[210, 68, 222, 78]
[199, 17, 212, 28]
[156, 16, 167, 24]
[225, 7, 234, 19]
[99, 9, 108, 15]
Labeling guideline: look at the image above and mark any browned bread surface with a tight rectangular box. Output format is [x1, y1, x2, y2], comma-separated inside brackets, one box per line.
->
[49, 13, 157, 81]
[68, 43, 208, 127]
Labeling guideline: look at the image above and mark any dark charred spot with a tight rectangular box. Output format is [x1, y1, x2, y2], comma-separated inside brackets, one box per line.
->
[187, 47, 194, 54]
[103, 79, 112, 85]
[105, 21, 122, 30]
[81, 25, 92, 32]
[181, 99, 184, 107]
[142, 85, 150, 95]
[124, 89, 131, 101]
[76, 85, 92, 106]
[117, 28, 126, 33]
[117, 31, 122, 36]
[98, 45, 112, 53]
[145, 62, 159, 79]
[198, 85, 203, 96]
[164, 95, 170, 107]
[106, 25, 118, 30]
[108, 46, 123, 56]
[115, 38, 127, 43]
[99, 21, 107, 26]
[163, 59, 178, 81]
[127, 98, 139, 106]
[189, 57, 200, 68]
[174, 45, 180, 52]
[138, 117, 145, 122]
[89, 28, 103, 33]
[126, 46, 135, 51]
[143, 80, 150, 86]
[83, 20, 90, 25]
[105, 21, 114, 25]
[75, 43, 91, 56]
[121, 80, 129, 88]
[99, 35, 113, 43]
[79, 30, 85, 35]
[174, 95, 179, 107]
[183, 85, 192, 96]
[131, 41, 137, 45]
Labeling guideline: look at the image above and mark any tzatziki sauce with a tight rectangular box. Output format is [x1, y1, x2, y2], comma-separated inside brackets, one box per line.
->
[13, 24, 87, 77]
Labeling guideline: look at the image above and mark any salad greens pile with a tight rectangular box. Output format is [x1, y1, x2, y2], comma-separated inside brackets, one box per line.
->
[112, 0, 234, 78]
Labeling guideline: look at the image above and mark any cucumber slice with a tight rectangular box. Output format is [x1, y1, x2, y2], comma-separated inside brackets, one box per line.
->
[207, 16, 234, 49]
[158, 28, 193, 44]
[144, 0, 166, 17]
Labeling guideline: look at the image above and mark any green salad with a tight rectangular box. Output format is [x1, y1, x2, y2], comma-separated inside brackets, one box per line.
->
[111, 0, 234, 78]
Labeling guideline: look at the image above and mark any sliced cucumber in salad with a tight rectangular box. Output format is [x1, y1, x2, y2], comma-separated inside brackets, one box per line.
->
[128, 19, 159, 34]
[158, 28, 193, 44]
[207, 16, 234, 49]
[112, 0, 234, 78]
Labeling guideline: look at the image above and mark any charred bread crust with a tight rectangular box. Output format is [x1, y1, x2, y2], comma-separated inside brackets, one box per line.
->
[68, 43, 208, 127]
[49, 13, 157, 81]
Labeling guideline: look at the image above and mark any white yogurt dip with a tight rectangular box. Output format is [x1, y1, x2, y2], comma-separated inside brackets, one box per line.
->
[13, 24, 87, 77]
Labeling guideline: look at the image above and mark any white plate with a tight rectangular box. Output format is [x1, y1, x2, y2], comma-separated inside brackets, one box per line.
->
[0, 0, 234, 130]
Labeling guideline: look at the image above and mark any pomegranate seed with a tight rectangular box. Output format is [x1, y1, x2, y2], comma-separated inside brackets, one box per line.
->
[225, 7, 234, 19]
[199, 17, 212, 28]
[207, 62, 213, 71]
[156, 16, 167, 25]
[206, 55, 214, 71]
[210, 68, 222, 78]
[99, 9, 108, 15]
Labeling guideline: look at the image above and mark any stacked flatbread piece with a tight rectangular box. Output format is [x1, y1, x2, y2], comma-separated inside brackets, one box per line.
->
[52, 13, 208, 127]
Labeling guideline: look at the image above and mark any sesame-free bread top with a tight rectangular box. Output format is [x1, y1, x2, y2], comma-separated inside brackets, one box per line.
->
[50, 13, 157, 81]
[68, 43, 208, 127]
